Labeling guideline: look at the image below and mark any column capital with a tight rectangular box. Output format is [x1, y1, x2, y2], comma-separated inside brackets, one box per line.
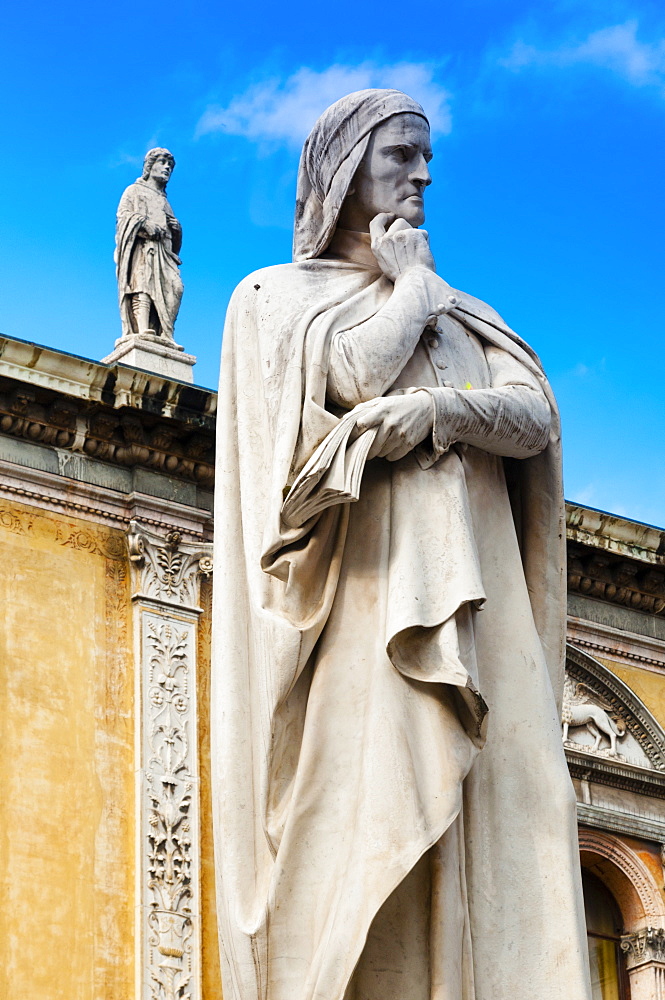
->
[621, 926, 665, 969]
[127, 520, 212, 610]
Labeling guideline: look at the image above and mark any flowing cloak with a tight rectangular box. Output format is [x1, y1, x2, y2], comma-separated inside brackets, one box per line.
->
[211, 254, 592, 1000]
[114, 178, 183, 339]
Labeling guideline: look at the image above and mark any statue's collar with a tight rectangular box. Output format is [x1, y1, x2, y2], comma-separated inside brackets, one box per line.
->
[322, 228, 379, 269]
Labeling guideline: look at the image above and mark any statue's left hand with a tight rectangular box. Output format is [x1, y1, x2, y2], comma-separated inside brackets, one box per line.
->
[351, 390, 433, 462]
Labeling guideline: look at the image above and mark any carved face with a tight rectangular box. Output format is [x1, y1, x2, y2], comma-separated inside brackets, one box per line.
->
[149, 155, 173, 185]
[342, 113, 432, 230]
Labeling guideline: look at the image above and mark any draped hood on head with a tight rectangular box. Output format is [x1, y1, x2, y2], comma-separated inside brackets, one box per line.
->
[293, 88, 427, 261]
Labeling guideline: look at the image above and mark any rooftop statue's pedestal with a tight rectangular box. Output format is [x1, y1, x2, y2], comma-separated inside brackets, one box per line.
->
[103, 330, 196, 382]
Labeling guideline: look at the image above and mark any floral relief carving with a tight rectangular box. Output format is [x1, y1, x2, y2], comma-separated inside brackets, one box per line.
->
[56, 522, 127, 559]
[0, 504, 31, 534]
[144, 617, 197, 1000]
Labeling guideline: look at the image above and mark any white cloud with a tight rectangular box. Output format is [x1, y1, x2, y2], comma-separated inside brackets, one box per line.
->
[501, 20, 665, 89]
[196, 62, 452, 145]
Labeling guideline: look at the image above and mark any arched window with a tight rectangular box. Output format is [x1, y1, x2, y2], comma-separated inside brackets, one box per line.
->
[582, 870, 630, 1000]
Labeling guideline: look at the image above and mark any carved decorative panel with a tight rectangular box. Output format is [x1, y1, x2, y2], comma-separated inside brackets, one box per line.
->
[128, 522, 213, 1000]
[142, 612, 199, 1000]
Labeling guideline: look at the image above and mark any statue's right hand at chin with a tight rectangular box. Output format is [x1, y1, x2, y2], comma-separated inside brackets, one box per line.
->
[369, 213, 436, 281]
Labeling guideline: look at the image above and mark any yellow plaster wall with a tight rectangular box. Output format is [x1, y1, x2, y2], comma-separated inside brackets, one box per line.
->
[0, 500, 133, 1000]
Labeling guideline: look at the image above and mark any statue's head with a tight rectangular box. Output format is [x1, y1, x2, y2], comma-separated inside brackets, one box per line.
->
[142, 148, 175, 184]
[293, 90, 430, 261]
[338, 113, 431, 233]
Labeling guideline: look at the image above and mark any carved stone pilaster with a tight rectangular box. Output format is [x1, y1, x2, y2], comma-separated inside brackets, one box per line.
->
[127, 521, 212, 1000]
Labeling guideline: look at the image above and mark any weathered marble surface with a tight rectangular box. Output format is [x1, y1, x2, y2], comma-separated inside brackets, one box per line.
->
[212, 89, 593, 1000]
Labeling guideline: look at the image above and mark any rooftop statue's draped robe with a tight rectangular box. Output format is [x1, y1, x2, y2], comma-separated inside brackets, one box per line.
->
[212, 90, 592, 1000]
[115, 178, 183, 340]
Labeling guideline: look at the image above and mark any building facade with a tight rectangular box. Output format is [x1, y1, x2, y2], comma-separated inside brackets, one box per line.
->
[1, 334, 663, 999]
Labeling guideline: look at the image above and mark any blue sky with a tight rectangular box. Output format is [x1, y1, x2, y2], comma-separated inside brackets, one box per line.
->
[1, 0, 664, 525]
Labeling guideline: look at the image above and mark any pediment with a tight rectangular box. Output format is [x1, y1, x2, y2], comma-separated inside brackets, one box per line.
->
[564, 644, 665, 794]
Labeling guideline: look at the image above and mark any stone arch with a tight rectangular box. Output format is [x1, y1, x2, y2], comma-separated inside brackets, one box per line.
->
[579, 828, 665, 933]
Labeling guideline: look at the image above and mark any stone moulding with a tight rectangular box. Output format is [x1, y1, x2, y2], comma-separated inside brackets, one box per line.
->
[566, 503, 665, 566]
[568, 631, 664, 670]
[0, 334, 217, 418]
[127, 521, 213, 1000]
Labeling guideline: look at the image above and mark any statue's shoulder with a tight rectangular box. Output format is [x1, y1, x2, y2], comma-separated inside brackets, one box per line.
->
[229, 261, 349, 311]
[454, 286, 544, 372]
[454, 287, 512, 333]
[117, 179, 144, 210]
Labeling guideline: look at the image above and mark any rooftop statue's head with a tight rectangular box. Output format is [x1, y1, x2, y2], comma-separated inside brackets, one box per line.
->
[141, 147, 175, 188]
[293, 89, 430, 262]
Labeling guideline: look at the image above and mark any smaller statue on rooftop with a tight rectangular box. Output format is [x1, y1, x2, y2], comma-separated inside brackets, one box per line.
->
[115, 147, 183, 342]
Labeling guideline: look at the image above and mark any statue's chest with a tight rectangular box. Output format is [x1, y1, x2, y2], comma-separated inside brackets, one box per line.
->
[139, 189, 169, 228]
[393, 313, 491, 391]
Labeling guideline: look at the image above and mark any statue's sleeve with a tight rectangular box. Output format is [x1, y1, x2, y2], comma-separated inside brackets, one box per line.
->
[417, 344, 551, 466]
[327, 267, 453, 408]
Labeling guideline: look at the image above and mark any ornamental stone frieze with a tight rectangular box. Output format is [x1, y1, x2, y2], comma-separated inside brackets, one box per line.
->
[0, 368, 215, 488]
[567, 541, 665, 616]
[127, 521, 213, 1000]
[566, 505, 665, 617]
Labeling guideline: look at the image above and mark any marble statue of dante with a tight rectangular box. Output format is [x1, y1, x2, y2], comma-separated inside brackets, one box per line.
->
[115, 147, 183, 340]
[212, 90, 592, 1000]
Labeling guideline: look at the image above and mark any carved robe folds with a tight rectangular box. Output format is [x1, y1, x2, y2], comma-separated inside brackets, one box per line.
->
[211, 236, 592, 1000]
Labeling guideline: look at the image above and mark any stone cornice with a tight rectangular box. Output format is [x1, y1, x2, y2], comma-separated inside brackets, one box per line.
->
[566, 503, 665, 566]
[566, 502, 665, 618]
[567, 750, 665, 799]
[0, 335, 216, 489]
[0, 334, 216, 418]
[567, 632, 664, 670]
[567, 540, 665, 617]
